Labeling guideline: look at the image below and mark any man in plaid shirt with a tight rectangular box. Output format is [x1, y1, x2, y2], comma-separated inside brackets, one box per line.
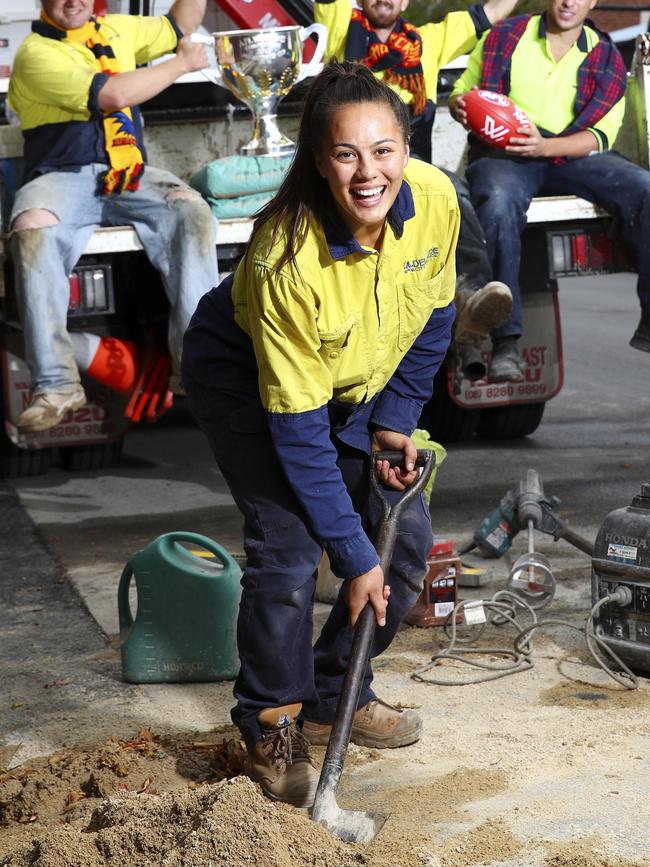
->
[450, 0, 650, 381]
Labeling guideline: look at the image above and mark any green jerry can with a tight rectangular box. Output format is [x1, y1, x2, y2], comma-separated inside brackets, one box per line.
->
[118, 532, 242, 683]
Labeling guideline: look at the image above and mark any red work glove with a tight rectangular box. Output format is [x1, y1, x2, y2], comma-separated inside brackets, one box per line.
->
[124, 346, 174, 423]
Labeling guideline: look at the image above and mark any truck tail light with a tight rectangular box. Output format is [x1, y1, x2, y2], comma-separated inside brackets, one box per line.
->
[68, 264, 114, 315]
[68, 272, 81, 311]
[548, 228, 625, 277]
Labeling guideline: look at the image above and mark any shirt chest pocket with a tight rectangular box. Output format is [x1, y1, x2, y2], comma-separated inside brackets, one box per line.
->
[317, 314, 369, 390]
[396, 270, 445, 351]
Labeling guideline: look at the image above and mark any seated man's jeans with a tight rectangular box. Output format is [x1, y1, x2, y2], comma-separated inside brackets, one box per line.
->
[9, 164, 219, 394]
[467, 150, 650, 339]
[185, 383, 433, 751]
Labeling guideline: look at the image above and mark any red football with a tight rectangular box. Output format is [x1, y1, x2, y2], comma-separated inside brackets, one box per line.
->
[462, 89, 530, 149]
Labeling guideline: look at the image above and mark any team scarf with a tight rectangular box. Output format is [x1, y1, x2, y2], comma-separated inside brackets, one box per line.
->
[37, 10, 144, 194]
[479, 14, 627, 142]
[345, 9, 427, 115]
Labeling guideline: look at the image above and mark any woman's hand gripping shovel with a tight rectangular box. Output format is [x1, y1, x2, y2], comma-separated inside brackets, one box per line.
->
[311, 449, 436, 844]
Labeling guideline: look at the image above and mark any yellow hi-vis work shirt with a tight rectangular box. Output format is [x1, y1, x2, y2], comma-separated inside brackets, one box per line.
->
[9, 14, 180, 180]
[315, 0, 481, 106]
[232, 159, 458, 416]
[10, 15, 178, 130]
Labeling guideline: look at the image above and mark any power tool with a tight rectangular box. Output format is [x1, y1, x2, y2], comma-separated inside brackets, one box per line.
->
[462, 470, 594, 558]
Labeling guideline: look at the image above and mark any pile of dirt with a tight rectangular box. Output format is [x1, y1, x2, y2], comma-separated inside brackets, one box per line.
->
[0, 729, 248, 861]
[2, 777, 366, 867]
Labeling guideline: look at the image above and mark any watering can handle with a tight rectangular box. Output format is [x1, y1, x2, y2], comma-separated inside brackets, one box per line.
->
[297, 23, 327, 82]
[117, 562, 135, 630]
[160, 531, 237, 570]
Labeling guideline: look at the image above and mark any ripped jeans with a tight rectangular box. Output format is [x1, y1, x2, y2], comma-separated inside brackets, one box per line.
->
[10, 164, 219, 394]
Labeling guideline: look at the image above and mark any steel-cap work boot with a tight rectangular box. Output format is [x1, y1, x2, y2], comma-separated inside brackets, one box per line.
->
[303, 698, 422, 749]
[246, 703, 319, 809]
[454, 281, 513, 346]
[17, 386, 87, 434]
[488, 337, 526, 383]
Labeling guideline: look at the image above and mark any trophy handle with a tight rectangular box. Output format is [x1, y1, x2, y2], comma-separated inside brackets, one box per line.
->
[188, 32, 222, 86]
[189, 32, 215, 45]
[297, 23, 327, 82]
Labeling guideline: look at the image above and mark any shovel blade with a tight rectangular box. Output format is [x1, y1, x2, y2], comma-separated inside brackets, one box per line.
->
[311, 788, 387, 844]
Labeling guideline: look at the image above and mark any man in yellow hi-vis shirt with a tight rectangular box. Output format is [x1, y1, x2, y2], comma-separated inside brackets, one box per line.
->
[315, 0, 520, 376]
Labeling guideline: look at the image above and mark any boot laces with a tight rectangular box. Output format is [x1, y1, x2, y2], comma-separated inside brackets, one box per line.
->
[260, 722, 312, 769]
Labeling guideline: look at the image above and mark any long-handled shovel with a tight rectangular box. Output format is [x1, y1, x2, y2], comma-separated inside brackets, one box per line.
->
[311, 448, 436, 844]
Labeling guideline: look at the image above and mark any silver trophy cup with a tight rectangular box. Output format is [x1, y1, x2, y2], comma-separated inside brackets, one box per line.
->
[211, 25, 325, 156]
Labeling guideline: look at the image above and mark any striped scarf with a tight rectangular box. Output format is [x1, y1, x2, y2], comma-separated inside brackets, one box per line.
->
[38, 11, 144, 194]
[345, 9, 427, 116]
[479, 13, 627, 140]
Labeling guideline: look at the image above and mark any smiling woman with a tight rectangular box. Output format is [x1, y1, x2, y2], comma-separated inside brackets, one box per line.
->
[181, 61, 460, 810]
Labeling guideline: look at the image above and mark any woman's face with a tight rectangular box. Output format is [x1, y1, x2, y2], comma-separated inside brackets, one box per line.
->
[315, 102, 409, 248]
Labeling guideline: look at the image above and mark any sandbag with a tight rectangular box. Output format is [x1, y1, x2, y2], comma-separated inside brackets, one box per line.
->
[205, 192, 274, 219]
[191, 154, 292, 200]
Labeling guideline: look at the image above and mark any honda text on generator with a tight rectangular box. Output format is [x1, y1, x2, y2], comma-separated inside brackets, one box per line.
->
[1, 4, 649, 477]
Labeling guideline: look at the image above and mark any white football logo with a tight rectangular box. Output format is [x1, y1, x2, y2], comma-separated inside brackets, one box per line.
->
[480, 114, 510, 142]
[513, 106, 530, 128]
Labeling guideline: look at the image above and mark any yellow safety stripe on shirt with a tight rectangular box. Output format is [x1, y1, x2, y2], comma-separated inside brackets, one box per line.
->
[231, 160, 459, 415]
[450, 16, 625, 150]
[314, 0, 478, 104]
[8, 14, 178, 131]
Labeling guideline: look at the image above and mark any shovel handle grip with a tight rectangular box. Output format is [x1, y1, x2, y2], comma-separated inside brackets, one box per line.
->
[372, 449, 431, 468]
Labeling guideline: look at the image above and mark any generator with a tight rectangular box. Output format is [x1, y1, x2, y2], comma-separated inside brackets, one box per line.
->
[591, 484, 650, 675]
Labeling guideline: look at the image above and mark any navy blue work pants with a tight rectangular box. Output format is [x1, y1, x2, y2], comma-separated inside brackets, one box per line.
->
[466, 150, 650, 339]
[186, 383, 433, 750]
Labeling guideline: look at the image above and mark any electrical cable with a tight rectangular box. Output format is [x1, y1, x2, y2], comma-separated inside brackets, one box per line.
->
[584, 590, 638, 689]
[412, 589, 638, 690]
